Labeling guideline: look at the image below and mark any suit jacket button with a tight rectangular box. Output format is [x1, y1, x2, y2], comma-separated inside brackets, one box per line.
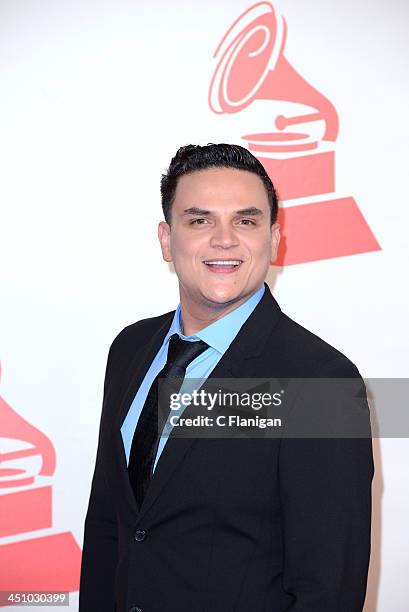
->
[134, 529, 147, 542]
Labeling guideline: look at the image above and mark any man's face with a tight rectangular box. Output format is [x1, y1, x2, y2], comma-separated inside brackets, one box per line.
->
[158, 167, 280, 312]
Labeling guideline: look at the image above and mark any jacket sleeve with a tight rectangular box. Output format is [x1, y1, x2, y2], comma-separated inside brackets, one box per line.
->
[278, 357, 374, 611]
[79, 339, 120, 612]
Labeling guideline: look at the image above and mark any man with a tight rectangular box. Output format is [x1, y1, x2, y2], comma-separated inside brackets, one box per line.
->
[79, 144, 374, 612]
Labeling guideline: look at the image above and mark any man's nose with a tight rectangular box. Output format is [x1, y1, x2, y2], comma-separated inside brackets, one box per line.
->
[209, 223, 239, 248]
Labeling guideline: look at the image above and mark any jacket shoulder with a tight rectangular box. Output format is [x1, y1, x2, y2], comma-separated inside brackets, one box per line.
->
[107, 310, 175, 362]
[273, 311, 360, 376]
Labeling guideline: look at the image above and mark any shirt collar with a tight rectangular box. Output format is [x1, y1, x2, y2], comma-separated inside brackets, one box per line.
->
[163, 284, 265, 355]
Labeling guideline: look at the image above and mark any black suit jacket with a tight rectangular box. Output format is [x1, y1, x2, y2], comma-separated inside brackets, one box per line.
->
[79, 283, 374, 612]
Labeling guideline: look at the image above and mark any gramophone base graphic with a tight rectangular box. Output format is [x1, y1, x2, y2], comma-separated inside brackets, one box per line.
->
[0, 477, 81, 599]
[252, 148, 381, 266]
[275, 195, 380, 266]
[1, 534, 81, 593]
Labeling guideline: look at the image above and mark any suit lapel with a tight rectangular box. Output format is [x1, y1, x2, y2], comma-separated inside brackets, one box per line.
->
[132, 353, 236, 524]
[114, 316, 174, 432]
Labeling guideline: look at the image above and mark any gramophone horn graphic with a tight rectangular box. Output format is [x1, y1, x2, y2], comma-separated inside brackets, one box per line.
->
[209, 1, 380, 265]
[0, 361, 81, 601]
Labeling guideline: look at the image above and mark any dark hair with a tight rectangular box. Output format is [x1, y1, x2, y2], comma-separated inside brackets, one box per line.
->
[160, 143, 278, 225]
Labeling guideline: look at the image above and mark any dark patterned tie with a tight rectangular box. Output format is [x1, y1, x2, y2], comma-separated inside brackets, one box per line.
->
[128, 333, 209, 510]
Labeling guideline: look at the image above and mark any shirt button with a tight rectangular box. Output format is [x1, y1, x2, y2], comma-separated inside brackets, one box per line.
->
[134, 529, 147, 542]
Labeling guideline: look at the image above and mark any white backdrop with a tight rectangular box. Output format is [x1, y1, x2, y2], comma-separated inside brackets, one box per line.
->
[1, 0, 408, 609]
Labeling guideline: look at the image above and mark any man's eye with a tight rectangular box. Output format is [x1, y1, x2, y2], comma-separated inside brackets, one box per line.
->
[239, 219, 256, 225]
[190, 218, 208, 225]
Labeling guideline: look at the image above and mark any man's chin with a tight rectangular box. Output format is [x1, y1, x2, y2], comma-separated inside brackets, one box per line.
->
[200, 287, 246, 308]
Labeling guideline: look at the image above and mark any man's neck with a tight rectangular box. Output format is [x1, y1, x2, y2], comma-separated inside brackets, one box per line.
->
[179, 289, 259, 336]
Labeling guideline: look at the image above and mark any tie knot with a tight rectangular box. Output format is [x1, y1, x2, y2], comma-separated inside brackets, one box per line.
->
[166, 333, 209, 372]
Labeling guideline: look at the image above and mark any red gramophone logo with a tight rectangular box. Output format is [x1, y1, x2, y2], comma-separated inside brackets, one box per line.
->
[0, 362, 81, 603]
[209, 1, 381, 265]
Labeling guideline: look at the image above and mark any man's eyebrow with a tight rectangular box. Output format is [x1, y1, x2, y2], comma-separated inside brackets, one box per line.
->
[182, 206, 264, 216]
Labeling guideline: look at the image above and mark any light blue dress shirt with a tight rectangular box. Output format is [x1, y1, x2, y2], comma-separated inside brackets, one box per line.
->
[121, 283, 265, 473]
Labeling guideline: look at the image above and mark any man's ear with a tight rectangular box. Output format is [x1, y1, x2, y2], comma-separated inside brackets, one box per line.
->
[158, 221, 172, 262]
[270, 222, 281, 263]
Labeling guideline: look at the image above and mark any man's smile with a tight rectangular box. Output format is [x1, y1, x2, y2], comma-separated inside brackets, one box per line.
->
[203, 259, 243, 273]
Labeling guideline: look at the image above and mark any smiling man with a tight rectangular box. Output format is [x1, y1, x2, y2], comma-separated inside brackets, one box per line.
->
[157, 161, 279, 334]
[79, 144, 374, 612]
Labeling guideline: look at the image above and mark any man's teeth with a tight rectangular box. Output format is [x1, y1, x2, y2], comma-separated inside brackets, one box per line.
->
[204, 260, 242, 266]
